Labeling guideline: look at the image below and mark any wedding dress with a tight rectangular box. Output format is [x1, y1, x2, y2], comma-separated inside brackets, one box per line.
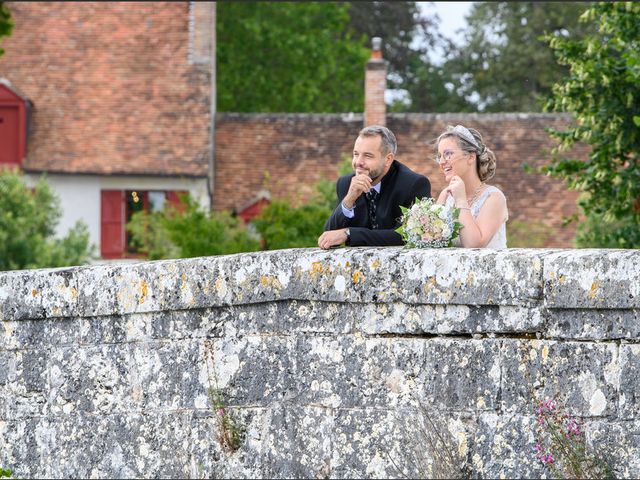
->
[446, 185, 508, 249]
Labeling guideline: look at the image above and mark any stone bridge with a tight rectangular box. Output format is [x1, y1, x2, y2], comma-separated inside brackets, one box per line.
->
[1, 247, 639, 478]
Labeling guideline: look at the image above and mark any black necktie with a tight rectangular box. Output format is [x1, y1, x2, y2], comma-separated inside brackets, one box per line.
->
[365, 189, 379, 229]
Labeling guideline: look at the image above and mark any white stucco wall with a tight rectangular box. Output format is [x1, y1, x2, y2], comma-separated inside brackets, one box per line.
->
[24, 173, 210, 256]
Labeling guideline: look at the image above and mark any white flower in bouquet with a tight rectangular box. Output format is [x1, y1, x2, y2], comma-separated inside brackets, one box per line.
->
[396, 197, 462, 248]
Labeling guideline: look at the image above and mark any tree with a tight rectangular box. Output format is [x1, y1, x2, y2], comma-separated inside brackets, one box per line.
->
[346, 1, 471, 113]
[217, 2, 369, 112]
[544, 2, 640, 248]
[444, 2, 596, 112]
[0, 1, 12, 56]
[0, 169, 94, 271]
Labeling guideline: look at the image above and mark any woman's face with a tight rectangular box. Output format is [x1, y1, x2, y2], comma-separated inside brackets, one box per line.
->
[436, 137, 471, 182]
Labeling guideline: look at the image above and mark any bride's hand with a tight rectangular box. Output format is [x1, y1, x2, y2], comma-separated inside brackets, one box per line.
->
[446, 175, 467, 206]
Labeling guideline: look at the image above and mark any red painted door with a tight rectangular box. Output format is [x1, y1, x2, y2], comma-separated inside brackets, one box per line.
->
[101, 190, 125, 259]
[0, 106, 20, 165]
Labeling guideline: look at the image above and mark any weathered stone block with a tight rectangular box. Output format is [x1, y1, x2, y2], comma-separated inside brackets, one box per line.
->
[3, 349, 49, 418]
[330, 407, 474, 479]
[546, 308, 640, 340]
[2, 412, 202, 478]
[330, 408, 402, 479]
[145, 308, 234, 341]
[357, 303, 544, 335]
[620, 344, 640, 420]
[209, 335, 298, 406]
[422, 339, 502, 411]
[474, 413, 544, 479]
[257, 406, 334, 479]
[500, 340, 619, 416]
[228, 300, 354, 336]
[129, 339, 207, 411]
[588, 419, 640, 478]
[544, 249, 640, 308]
[47, 344, 134, 415]
[0, 267, 78, 320]
[295, 335, 368, 408]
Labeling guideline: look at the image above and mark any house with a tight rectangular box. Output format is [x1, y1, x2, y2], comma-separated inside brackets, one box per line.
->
[0, 1, 583, 255]
[0, 2, 215, 259]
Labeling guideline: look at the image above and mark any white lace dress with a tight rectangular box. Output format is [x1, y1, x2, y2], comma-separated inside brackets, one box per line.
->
[446, 185, 508, 249]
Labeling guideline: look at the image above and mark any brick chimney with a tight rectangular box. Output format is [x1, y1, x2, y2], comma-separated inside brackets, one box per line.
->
[364, 37, 387, 127]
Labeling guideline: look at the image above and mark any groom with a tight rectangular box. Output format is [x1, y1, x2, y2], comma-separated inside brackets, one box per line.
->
[318, 125, 431, 248]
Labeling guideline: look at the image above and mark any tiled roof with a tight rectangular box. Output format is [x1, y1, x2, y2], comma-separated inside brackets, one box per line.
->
[0, 2, 210, 176]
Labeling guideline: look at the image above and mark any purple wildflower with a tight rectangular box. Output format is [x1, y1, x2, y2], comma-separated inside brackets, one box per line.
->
[567, 417, 582, 437]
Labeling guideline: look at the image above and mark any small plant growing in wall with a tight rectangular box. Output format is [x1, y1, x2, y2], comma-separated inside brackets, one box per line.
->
[204, 340, 245, 453]
[0, 467, 12, 478]
[534, 398, 616, 479]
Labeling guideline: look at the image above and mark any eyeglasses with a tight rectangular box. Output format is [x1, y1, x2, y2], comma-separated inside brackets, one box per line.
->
[434, 149, 466, 164]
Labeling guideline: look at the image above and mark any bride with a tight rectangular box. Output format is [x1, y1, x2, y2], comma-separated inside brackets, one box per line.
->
[435, 125, 508, 248]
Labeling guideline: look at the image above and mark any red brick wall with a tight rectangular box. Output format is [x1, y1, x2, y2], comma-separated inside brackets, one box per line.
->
[214, 113, 363, 211]
[0, 1, 210, 176]
[215, 113, 585, 247]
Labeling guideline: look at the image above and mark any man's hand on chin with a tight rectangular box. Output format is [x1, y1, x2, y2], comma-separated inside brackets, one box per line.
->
[317, 229, 348, 249]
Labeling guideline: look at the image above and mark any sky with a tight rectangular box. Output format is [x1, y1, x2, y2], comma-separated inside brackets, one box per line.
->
[386, 2, 474, 104]
[418, 1, 474, 63]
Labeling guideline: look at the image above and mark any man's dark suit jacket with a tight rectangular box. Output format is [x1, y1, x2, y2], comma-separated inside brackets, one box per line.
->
[324, 160, 431, 246]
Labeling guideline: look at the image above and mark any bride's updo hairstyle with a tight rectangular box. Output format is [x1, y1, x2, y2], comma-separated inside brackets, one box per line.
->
[437, 125, 496, 181]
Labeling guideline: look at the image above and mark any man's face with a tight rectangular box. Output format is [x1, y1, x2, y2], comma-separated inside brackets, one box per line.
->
[352, 135, 393, 184]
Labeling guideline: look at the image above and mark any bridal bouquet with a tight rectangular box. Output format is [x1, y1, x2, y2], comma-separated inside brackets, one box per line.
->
[396, 197, 462, 248]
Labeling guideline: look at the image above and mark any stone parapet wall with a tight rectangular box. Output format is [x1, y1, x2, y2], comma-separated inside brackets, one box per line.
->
[1, 248, 639, 478]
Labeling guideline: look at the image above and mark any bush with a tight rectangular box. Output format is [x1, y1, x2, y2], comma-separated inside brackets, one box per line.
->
[127, 194, 260, 259]
[252, 155, 352, 250]
[0, 169, 94, 271]
[252, 178, 335, 250]
[506, 219, 554, 248]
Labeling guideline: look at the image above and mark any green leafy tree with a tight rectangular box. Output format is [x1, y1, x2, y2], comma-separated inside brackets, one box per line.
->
[127, 194, 260, 259]
[0, 1, 13, 56]
[444, 2, 596, 112]
[346, 1, 472, 113]
[544, 2, 640, 248]
[217, 2, 368, 112]
[0, 169, 94, 271]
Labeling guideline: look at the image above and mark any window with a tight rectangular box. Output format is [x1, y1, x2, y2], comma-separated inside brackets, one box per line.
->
[100, 189, 186, 259]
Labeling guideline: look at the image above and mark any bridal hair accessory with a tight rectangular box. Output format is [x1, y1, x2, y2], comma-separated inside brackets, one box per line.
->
[453, 124, 480, 150]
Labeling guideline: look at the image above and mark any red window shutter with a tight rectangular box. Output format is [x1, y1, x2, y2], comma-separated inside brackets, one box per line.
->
[0, 84, 28, 166]
[0, 106, 20, 165]
[101, 190, 125, 259]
